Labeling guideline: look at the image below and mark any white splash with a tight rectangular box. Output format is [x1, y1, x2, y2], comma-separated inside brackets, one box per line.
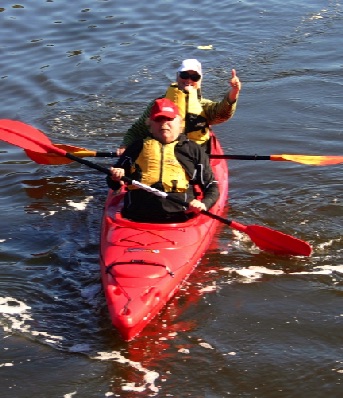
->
[1, 297, 159, 395]
[64, 392, 77, 398]
[199, 342, 214, 350]
[66, 196, 93, 211]
[222, 265, 343, 283]
[43, 211, 58, 217]
[199, 282, 217, 293]
[0, 296, 63, 344]
[0, 362, 14, 367]
[294, 265, 343, 276]
[317, 238, 339, 250]
[93, 351, 160, 395]
[0, 298, 31, 314]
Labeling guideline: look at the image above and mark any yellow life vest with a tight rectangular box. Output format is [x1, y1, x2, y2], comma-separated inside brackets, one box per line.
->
[129, 138, 189, 192]
[165, 84, 210, 145]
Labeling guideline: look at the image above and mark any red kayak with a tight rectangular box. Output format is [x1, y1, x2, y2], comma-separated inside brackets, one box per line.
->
[99, 134, 228, 341]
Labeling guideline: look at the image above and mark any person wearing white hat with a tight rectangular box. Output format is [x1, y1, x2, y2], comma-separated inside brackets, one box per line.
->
[117, 58, 241, 154]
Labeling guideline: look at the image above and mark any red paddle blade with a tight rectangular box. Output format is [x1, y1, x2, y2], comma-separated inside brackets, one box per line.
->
[0, 119, 53, 153]
[229, 221, 312, 256]
[25, 144, 84, 165]
[246, 225, 312, 256]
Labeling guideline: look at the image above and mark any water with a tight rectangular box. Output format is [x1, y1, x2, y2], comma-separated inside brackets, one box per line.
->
[0, 1, 342, 397]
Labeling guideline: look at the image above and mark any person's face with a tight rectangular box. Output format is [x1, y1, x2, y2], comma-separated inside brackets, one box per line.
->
[150, 115, 182, 144]
[177, 70, 202, 91]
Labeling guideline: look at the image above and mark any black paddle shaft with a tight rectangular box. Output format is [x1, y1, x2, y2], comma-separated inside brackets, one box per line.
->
[210, 154, 271, 160]
[66, 152, 112, 175]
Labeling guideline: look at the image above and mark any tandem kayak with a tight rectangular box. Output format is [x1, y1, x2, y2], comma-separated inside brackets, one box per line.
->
[99, 134, 228, 341]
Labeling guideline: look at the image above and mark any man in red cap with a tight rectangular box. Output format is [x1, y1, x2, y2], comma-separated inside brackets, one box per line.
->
[107, 98, 219, 223]
[116, 58, 241, 154]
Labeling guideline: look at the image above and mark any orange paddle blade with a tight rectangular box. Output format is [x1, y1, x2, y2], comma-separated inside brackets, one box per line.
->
[25, 144, 96, 165]
[271, 154, 343, 165]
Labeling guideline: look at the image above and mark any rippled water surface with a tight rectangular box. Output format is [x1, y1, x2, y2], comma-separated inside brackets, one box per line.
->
[0, 1, 342, 397]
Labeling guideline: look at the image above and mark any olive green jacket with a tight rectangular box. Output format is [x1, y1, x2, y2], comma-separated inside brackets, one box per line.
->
[121, 89, 237, 147]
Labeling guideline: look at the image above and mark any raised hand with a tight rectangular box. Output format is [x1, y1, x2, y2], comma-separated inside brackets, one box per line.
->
[228, 68, 241, 103]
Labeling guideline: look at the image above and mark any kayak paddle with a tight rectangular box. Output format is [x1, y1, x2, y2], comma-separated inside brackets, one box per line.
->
[0, 119, 312, 257]
[23, 143, 343, 166]
[210, 154, 343, 166]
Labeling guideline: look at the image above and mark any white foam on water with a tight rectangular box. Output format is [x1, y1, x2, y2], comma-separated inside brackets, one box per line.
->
[1, 298, 159, 394]
[0, 296, 63, 344]
[0, 297, 31, 314]
[64, 392, 77, 398]
[93, 351, 160, 395]
[199, 282, 217, 294]
[66, 196, 93, 211]
[230, 230, 261, 254]
[43, 211, 58, 217]
[0, 362, 14, 367]
[25, 209, 59, 217]
[317, 238, 340, 250]
[221, 264, 343, 283]
[199, 342, 214, 350]
[294, 264, 343, 277]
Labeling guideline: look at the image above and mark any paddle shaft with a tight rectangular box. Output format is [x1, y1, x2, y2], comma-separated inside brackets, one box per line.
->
[82, 152, 343, 165]
[92, 153, 272, 161]
[48, 149, 343, 165]
[84, 152, 272, 161]
[65, 152, 112, 175]
[68, 151, 272, 161]
[22, 141, 342, 166]
[210, 154, 271, 160]
[52, 150, 272, 161]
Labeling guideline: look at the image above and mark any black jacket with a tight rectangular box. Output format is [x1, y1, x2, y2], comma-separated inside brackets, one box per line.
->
[106, 134, 219, 222]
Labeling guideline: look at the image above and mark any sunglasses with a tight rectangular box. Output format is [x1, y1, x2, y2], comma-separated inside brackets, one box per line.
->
[179, 71, 201, 82]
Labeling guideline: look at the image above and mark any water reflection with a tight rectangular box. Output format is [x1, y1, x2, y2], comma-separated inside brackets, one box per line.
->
[22, 175, 89, 213]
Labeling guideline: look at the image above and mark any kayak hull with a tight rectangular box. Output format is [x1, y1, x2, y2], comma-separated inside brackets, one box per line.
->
[99, 136, 228, 341]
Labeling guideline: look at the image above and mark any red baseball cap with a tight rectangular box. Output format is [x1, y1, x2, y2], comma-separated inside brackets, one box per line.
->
[150, 98, 179, 121]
